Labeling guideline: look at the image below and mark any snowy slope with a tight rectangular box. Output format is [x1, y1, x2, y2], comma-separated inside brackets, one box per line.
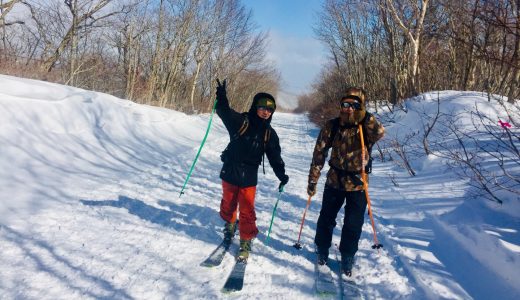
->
[0, 74, 518, 299]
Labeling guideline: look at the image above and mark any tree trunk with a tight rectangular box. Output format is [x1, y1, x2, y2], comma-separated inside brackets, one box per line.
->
[385, 0, 430, 96]
[145, 0, 164, 105]
[124, 24, 140, 101]
[507, 0, 520, 103]
[189, 59, 202, 112]
[68, 0, 78, 86]
[42, 0, 113, 73]
[1, 1, 21, 58]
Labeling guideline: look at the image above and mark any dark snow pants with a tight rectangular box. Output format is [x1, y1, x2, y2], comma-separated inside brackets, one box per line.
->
[314, 186, 368, 257]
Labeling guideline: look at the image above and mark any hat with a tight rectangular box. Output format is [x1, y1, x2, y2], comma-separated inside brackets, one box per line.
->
[339, 87, 366, 124]
[342, 87, 366, 105]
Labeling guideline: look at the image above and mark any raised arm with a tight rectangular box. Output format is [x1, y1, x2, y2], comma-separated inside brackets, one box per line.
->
[215, 79, 245, 135]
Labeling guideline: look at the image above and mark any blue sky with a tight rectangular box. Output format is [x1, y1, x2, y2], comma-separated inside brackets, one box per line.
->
[243, 0, 327, 108]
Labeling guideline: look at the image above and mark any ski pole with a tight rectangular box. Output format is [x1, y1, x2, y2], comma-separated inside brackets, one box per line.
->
[265, 185, 284, 245]
[179, 98, 218, 197]
[359, 125, 383, 251]
[293, 195, 312, 250]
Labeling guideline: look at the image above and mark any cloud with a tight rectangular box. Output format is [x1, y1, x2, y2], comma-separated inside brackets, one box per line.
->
[266, 30, 327, 100]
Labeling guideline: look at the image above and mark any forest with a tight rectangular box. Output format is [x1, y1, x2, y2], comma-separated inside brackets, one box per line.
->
[1, 0, 518, 119]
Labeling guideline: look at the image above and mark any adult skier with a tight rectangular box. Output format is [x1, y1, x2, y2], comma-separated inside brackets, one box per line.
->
[307, 87, 385, 276]
[215, 79, 289, 262]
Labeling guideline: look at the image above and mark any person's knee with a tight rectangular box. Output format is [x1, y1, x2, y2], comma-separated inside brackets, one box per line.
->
[239, 210, 256, 223]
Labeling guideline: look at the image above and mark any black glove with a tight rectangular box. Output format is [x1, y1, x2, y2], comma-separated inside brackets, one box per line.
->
[278, 174, 289, 192]
[216, 78, 228, 103]
[307, 182, 316, 197]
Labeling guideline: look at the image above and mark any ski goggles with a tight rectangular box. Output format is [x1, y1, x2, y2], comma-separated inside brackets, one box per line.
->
[257, 106, 275, 113]
[340, 101, 361, 110]
[256, 98, 276, 112]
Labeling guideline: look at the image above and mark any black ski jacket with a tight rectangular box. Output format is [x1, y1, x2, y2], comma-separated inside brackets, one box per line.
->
[216, 95, 286, 187]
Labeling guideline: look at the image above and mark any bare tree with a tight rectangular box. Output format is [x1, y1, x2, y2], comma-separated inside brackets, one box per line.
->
[506, 0, 520, 103]
[144, 0, 165, 105]
[34, 0, 126, 76]
[379, 0, 406, 105]
[0, 0, 22, 26]
[188, 0, 223, 112]
[384, 0, 430, 95]
[1, 0, 23, 59]
[418, 92, 443, 155]
[1, 0, 279, 114]
[389, 131, 418, 176]
[109, 1, 150, 100]
[158, 0, 196, 109]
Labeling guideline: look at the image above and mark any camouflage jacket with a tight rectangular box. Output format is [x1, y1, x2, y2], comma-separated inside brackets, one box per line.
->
[308, 114, 385, 191]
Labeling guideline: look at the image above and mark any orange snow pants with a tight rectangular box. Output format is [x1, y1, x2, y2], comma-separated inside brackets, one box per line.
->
[219, 180, 258, 240]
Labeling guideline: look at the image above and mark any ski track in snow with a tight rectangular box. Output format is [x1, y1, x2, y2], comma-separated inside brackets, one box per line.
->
[1, 76, 519, 299]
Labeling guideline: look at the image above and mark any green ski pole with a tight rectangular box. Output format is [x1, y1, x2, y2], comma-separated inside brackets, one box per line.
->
[179, 98, 218, 197]
[265, 185, 284, 244]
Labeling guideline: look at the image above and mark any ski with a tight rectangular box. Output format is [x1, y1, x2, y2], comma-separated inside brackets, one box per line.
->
[341, 277, 364, 300]
[221, 259, 247, 292]
[200, 240, 232, 267]
[315, 260, 337, 296]
[332, 245, 364, 299]
[337, 256, 364, 299]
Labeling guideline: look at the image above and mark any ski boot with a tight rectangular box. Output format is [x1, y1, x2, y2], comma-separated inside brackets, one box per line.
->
[317, 247, 329, 266]
[223, 222, 236, 244]
[341, 255, 355, 277]
[237, 239, 252, 263]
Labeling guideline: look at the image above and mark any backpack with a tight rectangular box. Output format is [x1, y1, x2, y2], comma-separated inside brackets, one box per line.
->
[329, 112, 373, 174]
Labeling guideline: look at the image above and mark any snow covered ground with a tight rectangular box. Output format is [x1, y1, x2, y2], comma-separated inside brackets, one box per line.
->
[0, 74, 518, 299]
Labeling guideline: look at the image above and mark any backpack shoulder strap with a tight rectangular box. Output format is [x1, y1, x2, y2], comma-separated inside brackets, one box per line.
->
[261, 125, 272, 175]
[328, 118, 340, 147]
[362, 111, 372, 126]
[231, 114, 249, 141]
[264, 127, 271, 145]
[238, 114, 249, 136]
[362, 112, 373, 156]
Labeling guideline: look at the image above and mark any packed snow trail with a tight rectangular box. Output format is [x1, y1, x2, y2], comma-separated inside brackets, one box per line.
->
[1, 76, 519, 299]
[0, 79, 410, 298]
